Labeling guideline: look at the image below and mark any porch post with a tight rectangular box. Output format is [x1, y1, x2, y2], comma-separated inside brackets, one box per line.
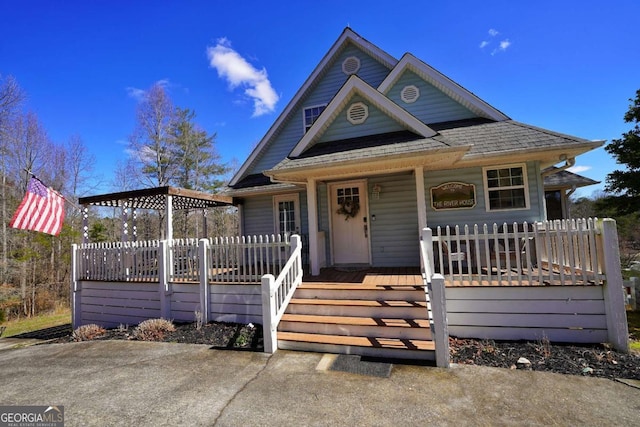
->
[198, 238, 210, 323]
[237, 204, 245, 237]
[165, 195, 173, 242]
[122, 201, 129, 242]
[158, 240, 171, 319]
[415, 167, 427, 232]
[71, 244, 82, 328]
[82, 205, 89, 243]
[600, 218, 629, 352]
[307, 178, 320, 275]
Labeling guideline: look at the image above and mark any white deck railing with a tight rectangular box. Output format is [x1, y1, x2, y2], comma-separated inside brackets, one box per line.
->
[77, 240, 161, 282]
[432, 218, 606, 286]
[76, 234, 291, 283]
[420, 228, 450, 368]
[261, 235, 304, 353]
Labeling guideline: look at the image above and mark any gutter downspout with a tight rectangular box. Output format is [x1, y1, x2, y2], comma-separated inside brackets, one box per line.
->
[541, 156, 576, 177]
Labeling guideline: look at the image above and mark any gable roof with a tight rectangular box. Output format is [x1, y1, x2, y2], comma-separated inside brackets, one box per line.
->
[378, 53, 509, 122]
[262, 118, 603, 182]
[229, 28, 397, 186]
[227, 28, 604, 193]
[289, 75, 437, 157]
[543, 167, 600, 189]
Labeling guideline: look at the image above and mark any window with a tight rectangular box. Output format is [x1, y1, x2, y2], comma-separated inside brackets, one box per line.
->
[273, 194, 300, 238]
[336, 186, 360, 206]
[303, 104, 326, 133]
[483, 164, 529, 211]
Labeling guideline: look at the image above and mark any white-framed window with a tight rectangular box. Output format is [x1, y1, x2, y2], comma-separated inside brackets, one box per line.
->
[483, 164, 529, 211]
[273, 193, 301, 238]
[303, 104, 326, 133]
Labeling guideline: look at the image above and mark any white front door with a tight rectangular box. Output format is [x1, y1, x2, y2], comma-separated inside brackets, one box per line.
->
[330, 180, 370, 265]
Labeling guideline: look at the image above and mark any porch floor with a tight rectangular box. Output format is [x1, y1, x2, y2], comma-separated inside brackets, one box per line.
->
[303, 267, 597, 287]
[303, 267, 423, 286]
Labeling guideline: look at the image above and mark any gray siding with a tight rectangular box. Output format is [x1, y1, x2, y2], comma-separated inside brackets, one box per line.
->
[249, 44, 392, 174]
[387, 70, 477, 124]
[368, 174, 420, 267]
[424, 161, 544, 229]
[242, 191, 308, 236]
[242, 195, 274, 236]
[318, 94, 405, 143]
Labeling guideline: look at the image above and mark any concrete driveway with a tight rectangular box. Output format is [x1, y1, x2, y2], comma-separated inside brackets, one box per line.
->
[0, 341, 638, 426]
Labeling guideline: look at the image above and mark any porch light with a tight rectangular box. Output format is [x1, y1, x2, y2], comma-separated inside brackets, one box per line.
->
[372, 184, 382, 199]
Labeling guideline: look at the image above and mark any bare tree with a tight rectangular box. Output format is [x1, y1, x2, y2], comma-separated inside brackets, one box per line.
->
[0, 75, 26, 284]
[128, 83, 178, 187]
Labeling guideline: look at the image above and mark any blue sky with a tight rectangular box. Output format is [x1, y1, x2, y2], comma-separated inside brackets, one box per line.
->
[2, 0, 638, 197]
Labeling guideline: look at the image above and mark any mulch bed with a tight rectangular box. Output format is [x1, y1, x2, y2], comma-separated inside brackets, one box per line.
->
[450, 337, 640, 380]
[49, 321, 264, 351]
[39, 322, 640, 380]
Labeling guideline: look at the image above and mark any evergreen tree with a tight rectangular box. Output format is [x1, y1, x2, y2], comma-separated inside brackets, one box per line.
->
[605, 89, 640, 196]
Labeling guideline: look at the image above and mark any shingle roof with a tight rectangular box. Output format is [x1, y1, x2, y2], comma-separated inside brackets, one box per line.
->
[436, 120, 598, 157]
[270, 133, 455, 171]
[266, 119, 600, 173]
[543, 168, 599, 188]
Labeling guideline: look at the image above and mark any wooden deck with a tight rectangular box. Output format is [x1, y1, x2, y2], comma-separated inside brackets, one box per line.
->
[303, 267, 597, 287]
[303, 267, 423, 286]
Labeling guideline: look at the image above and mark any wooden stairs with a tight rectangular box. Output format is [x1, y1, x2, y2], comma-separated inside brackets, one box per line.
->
[277, 282, 435, 361]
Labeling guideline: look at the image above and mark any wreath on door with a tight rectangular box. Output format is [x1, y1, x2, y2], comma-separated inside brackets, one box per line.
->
[336, 199, 360, 220]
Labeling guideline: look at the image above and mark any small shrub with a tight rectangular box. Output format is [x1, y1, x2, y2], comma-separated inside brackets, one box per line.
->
[72, 324, 106, 341]
[133, 318, 175, 341]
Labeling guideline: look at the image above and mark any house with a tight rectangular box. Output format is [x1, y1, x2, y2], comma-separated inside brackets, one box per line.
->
[225, 28, 603, 275]
[72, 29, 628, 363]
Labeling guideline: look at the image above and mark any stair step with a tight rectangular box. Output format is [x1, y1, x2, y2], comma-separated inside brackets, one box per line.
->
[294, 287, 427, 301]
[286, 298, 428, 317]
[298, 283, 424, 290]
[277, 331, 435, 351]
[280, 314, 430, 328]
[289, 298, 427, 308]
[279, 314, 432, 340]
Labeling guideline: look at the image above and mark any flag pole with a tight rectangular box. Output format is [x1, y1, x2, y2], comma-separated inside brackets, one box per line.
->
[23, 169, 81, 210]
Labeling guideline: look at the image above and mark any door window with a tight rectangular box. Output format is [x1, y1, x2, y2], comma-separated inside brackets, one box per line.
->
[273, 194, 300, 237]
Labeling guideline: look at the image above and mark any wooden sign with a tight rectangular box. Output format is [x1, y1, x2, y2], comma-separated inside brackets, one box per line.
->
[431, 182, 476, 210]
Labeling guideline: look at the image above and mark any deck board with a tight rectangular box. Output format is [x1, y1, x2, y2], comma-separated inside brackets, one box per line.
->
[302, 267, 596, 287]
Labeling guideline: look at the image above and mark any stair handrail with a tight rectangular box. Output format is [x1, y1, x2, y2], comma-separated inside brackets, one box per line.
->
[261, 234, 303, 353]
[420, 227, 450, 368]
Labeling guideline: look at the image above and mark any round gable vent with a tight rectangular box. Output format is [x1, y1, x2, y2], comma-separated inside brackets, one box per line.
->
[401, 85, 420, 103]
[347, 102, 368, 125]
[342, 56, 361, 75]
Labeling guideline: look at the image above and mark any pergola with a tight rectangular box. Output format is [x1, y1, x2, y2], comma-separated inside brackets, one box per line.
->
[78, 186, 235, 243]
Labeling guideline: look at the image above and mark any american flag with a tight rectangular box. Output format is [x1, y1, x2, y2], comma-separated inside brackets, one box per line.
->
[9, 177, 65, 236]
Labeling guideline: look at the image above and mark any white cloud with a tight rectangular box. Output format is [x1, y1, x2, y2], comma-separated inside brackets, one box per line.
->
[491, 39, 512, 55]
[126, 79, 171, 102]
[206, 38, 279, 117]
[499, 39, 511, 50]
[126, 87, 146, 101]
[567, 165, 592, 174]
[480, 29, 512, 55]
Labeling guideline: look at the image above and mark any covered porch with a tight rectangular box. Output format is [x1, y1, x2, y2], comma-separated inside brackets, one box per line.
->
[71, 218, 629, 365]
